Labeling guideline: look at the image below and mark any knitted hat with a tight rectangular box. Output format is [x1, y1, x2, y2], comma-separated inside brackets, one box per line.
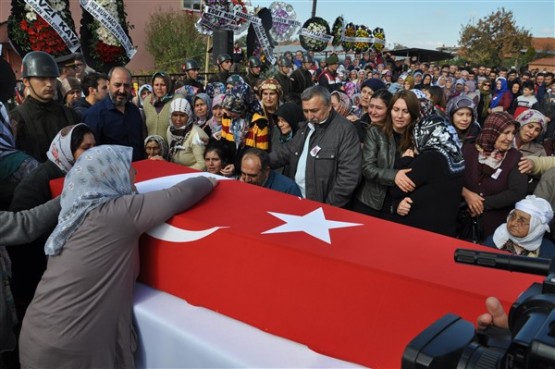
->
[170, 97, 192, 117]
[258, 78, 283, 98]
[361, 78, 386, 92]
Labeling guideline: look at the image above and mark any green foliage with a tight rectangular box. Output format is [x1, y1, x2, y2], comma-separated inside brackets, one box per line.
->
[145, 10, 207, 73]
[458, 8, 532, 67]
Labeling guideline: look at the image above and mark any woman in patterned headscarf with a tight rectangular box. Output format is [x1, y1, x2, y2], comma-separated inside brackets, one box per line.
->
[220, 82, 266, 160]
[19, 145, 216, 369]
[331, 90, 365, 143]
[391, 114, 465, 236]
[461, 112, 527, 240]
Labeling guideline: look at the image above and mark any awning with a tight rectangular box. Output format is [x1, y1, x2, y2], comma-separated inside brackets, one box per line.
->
[387, 47, 454, 62]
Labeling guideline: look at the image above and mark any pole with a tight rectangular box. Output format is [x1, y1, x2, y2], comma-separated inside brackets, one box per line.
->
[311, 0, 317, 18]
[204, 36, 211, 88]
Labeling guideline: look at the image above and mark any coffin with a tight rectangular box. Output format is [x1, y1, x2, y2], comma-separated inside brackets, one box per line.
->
[51, 159, 541, 368]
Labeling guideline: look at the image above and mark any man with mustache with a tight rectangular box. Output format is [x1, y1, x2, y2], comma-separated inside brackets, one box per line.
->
[269, 86, 361, 207]
[10, 51, 80, 163]
[83, 66, 147, 161]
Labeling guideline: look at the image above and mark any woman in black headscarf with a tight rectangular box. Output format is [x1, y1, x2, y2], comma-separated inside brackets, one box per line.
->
[391, 115, 465, 236]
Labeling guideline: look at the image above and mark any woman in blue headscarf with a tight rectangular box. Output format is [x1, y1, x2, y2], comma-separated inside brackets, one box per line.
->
[488, 77, 512, 113]
[19, 145, 216, 368]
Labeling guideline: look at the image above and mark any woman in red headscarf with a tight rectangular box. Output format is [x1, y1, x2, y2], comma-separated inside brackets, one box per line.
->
[461, 112, 527, 240]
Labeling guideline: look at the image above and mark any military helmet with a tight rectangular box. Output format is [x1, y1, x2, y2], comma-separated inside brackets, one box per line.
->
[278, 56, 293, 68]
[302, 54, 314, 63]
[22, 51, 60, 78]
[248, 56, 262, 68]
[216, 53, 232, 65]
[184, 59, 200, 71]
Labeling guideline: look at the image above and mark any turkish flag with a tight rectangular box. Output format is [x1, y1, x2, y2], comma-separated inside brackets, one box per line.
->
[51, 160, 541, 368]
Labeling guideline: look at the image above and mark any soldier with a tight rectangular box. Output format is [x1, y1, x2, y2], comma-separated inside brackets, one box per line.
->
[182, 59, 205, 93]
[244, 56, 263, 93]
[11, 51, 79, 162]
[291, 54, 315, 95]
[274, 56, 294, 100]
[209, 53, 233, 84]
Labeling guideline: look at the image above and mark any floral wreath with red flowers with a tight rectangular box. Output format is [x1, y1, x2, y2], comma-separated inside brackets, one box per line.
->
[80, 0, 134, 73]
[8, 0, 78, 57]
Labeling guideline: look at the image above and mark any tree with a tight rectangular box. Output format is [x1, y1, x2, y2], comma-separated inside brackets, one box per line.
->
[145, 10, 207, 73]
[458, 8, 531, 67]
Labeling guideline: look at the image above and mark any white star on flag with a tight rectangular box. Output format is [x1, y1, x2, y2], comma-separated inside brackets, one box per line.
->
[262, 207, 362, 244]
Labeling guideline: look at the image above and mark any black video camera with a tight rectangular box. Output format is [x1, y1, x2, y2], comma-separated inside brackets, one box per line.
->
[402, 249, 555, 369]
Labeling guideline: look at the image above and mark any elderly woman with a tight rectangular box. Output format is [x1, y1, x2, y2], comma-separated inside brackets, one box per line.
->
[352, 90, 420, 218]
[391, 114, 465, 236]
[8, 124, 95, 318]
[483, 195, 555, 258]
[191, 93, 212, 136]
[143, 71, 182, 140]
[167, 98, 209, 170]
[19, 145, 216, 368]
[461, 112, 528, 241]
[144, 134, 169, 160]
[60, 77, 81, 109]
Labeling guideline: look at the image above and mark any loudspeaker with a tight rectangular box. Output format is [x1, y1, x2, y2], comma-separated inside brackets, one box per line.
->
[212, 29, 233, 65]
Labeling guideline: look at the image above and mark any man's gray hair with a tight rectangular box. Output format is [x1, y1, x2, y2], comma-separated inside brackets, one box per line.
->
[300, 85, 331, 106]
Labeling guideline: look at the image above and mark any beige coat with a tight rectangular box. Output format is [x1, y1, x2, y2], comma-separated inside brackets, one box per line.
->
[19, 178, 213, 369]
[167, 125, 208, 171]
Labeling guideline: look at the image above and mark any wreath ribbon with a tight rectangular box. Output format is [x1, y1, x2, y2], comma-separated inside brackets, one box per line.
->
[80, 0, 136, 59]
[24, 0, 80, 52]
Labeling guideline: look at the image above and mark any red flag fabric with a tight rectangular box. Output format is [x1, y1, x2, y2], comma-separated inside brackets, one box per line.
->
[51, 160, 541, 368]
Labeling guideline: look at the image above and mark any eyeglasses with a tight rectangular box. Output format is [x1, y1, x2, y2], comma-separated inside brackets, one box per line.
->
[508, 211, 530, 227]
[483, 84, 490, 87]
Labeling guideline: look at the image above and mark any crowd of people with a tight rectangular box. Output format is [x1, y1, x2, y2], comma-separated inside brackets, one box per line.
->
[1, 46, 555, 367]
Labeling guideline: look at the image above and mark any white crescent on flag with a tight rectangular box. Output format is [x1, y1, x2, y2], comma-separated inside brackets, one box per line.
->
[136, 172, 230, 242]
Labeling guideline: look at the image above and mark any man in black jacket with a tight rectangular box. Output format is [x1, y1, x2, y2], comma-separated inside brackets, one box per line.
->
[269, 86, 361, 208]
[10, 51, 79, 162]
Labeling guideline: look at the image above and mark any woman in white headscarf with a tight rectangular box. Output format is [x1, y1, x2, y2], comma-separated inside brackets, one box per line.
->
[167, 97, 209, 170]
[483, 195, 555, 258]
[19, 145, 216, 368]
[8, 124, 96, 325]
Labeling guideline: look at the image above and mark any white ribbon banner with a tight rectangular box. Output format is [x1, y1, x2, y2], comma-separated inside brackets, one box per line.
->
[205, 6, 237, 23]
[253, 22, 275, 64]
[300, 28, 333, 43]
[272, 16, 301, 27]
[80, 0, 137, 59]
[24, 0, 80, 52]
[234, 10, 262, 26]
[342, 36, 374, 43]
